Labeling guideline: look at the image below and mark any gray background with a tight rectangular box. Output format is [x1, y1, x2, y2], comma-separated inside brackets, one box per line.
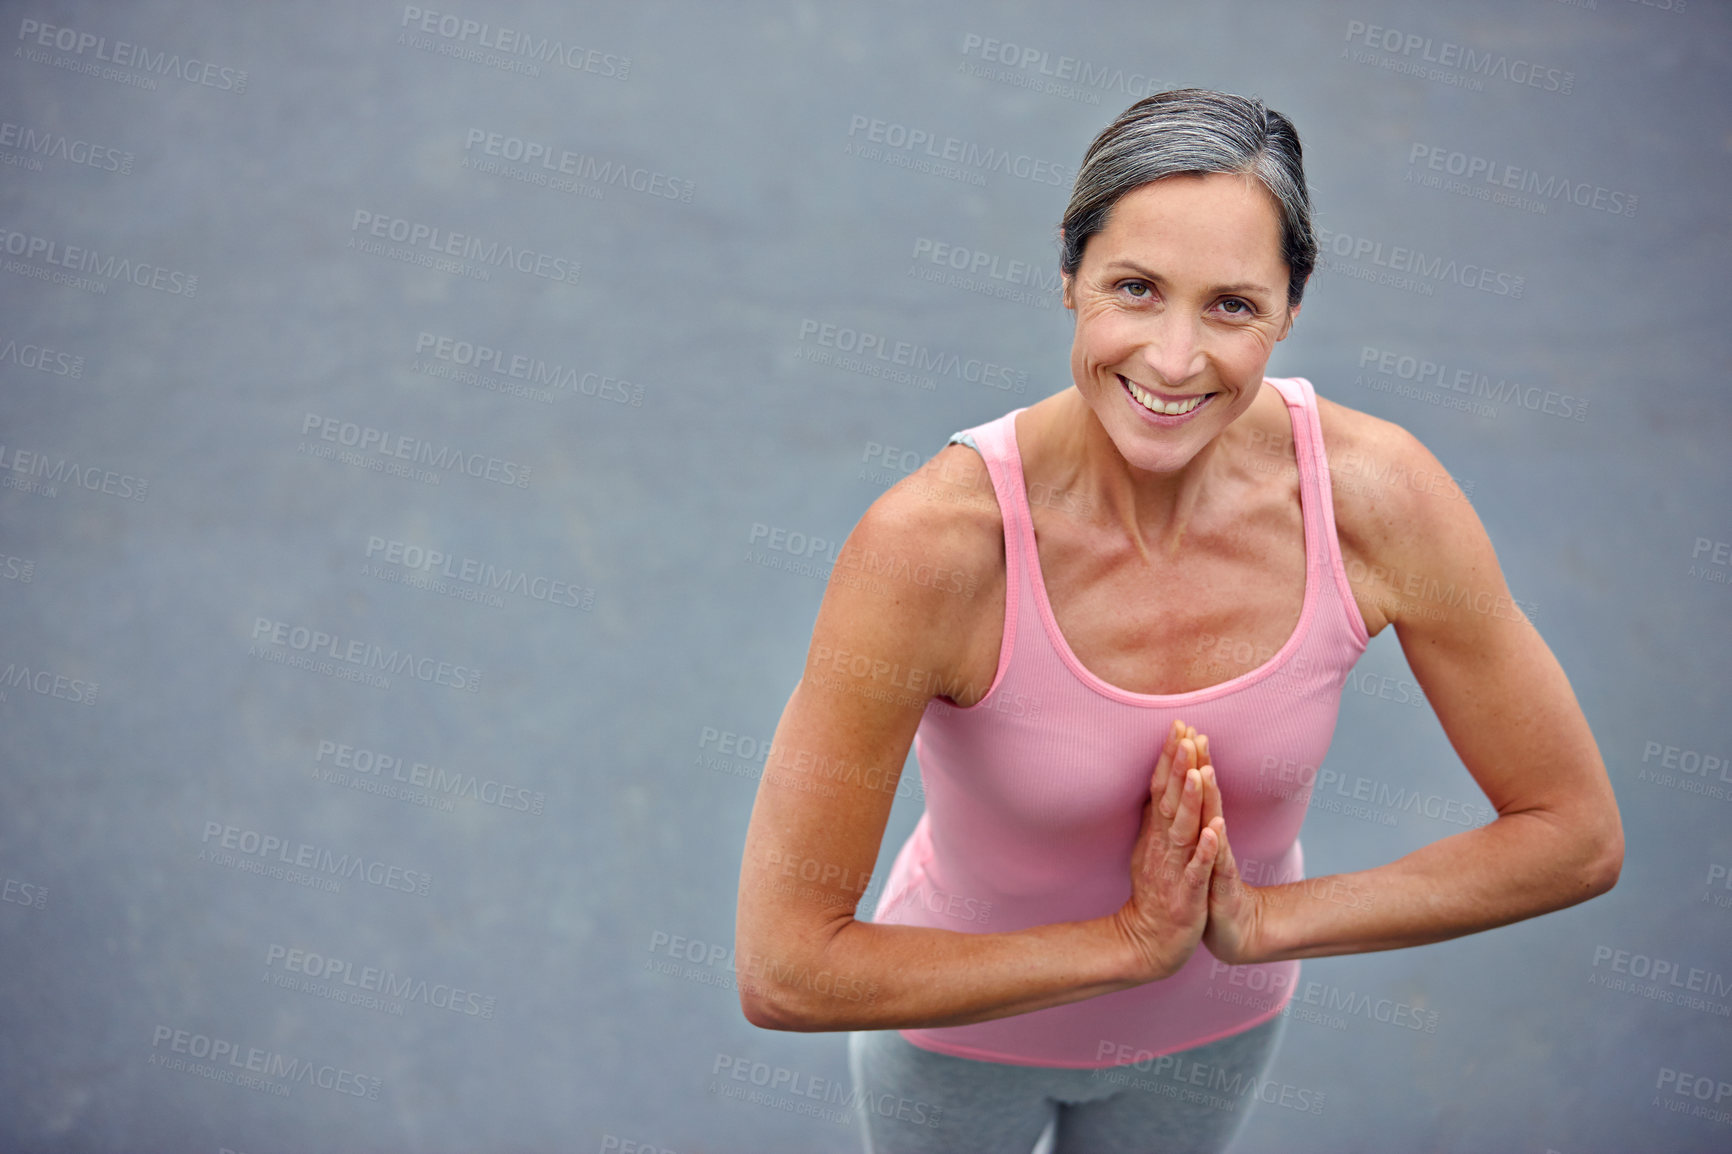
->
[1, 0, 1728, 1151]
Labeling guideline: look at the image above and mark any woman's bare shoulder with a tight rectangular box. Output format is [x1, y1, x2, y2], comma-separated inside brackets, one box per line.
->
[854, 443, 1007, 581]
[1317, 390, 1473, 513]
[1313, 392, 1485, 630]
[815, 443, 1008, 705]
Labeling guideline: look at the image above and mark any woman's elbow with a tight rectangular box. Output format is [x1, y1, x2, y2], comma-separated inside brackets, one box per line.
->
[736, 969, 832, 1032]
[733, 928, 820, 1031]
[739, 984, 797, 1031]
[1585, 823, 1624, 896]
[734, 919, 859, 1031]
[1565, 800, 1623, 898]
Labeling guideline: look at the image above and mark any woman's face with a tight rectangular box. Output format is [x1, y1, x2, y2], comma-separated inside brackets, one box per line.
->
[1061, 172, 1299, 475]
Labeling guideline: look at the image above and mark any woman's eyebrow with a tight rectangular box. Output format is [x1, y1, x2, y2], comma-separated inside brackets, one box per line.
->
[1099, 261, 1274, 297]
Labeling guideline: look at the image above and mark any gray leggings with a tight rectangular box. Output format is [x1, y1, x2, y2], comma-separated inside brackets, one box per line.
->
[847, 1014, 1286, 1154]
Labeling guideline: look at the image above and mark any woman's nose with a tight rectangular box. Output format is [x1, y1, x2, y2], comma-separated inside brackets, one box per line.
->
[1137, 312, 1205, 389]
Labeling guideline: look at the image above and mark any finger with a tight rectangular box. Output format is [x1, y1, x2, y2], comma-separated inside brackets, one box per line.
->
[1168, 767, 1203, 847]
[1135, 797, 1161, 876]
[1195, 732, 1210, 769]
[1199, 763, 1223, 833]
[1206, 816, 1240, 906]
[1160, 737, 1196, 820]
[1150, 719, 1183, 802]
[1185, 826, 1221, 892]
[1209, 816, 1236, 879]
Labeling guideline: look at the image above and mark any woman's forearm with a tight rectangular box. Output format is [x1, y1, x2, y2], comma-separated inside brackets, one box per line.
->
[1250, 809, 1620, 963]
[738, 911, 1152, 1032]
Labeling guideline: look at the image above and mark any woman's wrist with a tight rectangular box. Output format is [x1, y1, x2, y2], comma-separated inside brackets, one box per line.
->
[1091, 907, 1186, 987]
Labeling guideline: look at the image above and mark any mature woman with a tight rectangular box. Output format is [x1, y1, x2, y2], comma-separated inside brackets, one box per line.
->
[735, 89, 1622, 1153]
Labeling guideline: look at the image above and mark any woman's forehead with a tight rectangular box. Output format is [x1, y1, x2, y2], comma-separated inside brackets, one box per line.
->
[1087, 175, 1288, 281]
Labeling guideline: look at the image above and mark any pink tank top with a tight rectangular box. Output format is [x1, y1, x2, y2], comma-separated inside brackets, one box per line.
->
[870, 376, 1370, 1068]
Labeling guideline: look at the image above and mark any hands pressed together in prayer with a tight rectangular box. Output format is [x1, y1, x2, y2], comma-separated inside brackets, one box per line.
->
[1110, 719, 1267, 981]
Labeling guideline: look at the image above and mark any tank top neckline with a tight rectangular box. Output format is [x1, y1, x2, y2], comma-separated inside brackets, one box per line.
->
[989, 377, 1324, 709]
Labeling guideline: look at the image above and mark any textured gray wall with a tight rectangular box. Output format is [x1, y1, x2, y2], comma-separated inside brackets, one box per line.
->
[1, 1, 1728, 1151]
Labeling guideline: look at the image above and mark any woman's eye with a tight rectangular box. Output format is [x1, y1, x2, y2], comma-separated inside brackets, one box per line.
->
[1120, 281, 1152, 298]
[1218, 297, 1253, 316]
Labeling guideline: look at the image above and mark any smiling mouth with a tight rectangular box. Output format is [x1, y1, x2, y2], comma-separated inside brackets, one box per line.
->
[1120, 375, 1215, 416]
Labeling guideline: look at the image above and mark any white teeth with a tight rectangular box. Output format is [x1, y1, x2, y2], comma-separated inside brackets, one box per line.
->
[1124, 378, 1207, 416]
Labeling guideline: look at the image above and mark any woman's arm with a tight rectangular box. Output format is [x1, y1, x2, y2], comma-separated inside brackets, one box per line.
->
[735, 449, 1218, 1031]
[1203, 407, 1624, 964]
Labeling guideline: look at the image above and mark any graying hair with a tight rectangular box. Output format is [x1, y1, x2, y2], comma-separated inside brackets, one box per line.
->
[1059, 89, 1316, 309]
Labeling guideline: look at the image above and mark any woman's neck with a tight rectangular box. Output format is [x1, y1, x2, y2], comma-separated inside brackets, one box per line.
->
[1017, 385, 1266, 564]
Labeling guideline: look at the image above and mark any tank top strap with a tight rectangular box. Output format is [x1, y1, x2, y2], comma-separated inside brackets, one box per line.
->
[941, 408, 1031, 556]
[940, 410, 1033, 699]
[1264, 376, 1371, 648]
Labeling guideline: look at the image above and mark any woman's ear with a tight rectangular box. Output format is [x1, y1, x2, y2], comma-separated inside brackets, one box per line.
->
[1277, 275, 1309, 340]
[1278, 301, 1300, 340]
